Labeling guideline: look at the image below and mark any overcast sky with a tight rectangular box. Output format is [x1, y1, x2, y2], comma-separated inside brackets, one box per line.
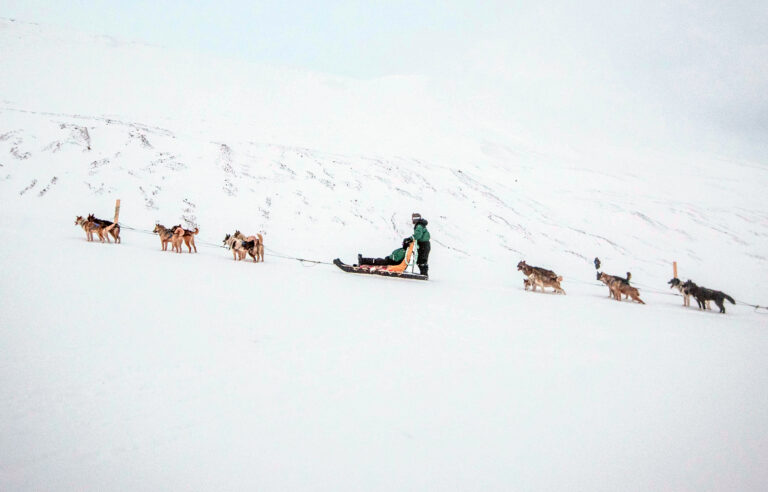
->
[3, 0, 767, 157]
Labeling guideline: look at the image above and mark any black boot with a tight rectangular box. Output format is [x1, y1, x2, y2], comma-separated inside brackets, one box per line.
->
[419, 264, 429, 277]
[357, 254, 363, 267]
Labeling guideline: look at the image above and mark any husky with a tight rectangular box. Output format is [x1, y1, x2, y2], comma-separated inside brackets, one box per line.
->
[171, 225, 199, 253]
[517, 261, 558, 281]
[682, 280, 735, 314]
[597, 271, 631, 299]
[152, 224, 177, 251]
[87, 213, 121, 243]
[517, 261, 564, 294]
[668, 278, 694, 307]
[670, 278, 711, 309]
[599, 273, 644, 304]
[75, 215, 104, 242]
[234, 230, 265, 262]
[223, 234, 248, 261]
[528, 269, 566, 294]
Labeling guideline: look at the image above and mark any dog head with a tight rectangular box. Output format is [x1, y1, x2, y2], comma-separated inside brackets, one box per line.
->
[598, 272, 611, 285]
[517, 260, 527, 271]
[153, 224, 162, 234]
[596, 271, 602, 281]
[223, 233, 231, 245]
[668, 278, 681, 288]
[682, 280, 698, 294]
[75, 215, 84, 225]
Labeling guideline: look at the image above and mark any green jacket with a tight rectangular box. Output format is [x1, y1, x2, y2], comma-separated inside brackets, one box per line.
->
[389, 248, 406, 263]
[413, 220, 430, 242]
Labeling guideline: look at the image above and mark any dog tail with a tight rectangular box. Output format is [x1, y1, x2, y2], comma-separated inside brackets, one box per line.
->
[724, 294, 735, 305]
[193, 228, 199, 235]
[626, 272, 632, 282]
[257, 233, 263, 244]
[557, 276, 563, 282]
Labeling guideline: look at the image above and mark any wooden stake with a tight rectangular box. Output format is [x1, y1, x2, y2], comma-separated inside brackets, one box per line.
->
[114, 199, 121, 224]
[673, 261, 678, 279]
[105, 199, 120, 234]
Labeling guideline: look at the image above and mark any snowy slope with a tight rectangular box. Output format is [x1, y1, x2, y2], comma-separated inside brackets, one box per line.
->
[1, 17, 768, 491]
[2, 106, 767, 295]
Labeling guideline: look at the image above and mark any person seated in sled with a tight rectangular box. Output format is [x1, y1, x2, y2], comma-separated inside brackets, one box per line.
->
[358, 237, 413, 267]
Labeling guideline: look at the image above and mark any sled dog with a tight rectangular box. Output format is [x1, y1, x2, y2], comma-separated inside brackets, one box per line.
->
[75, 215, 104, 242]
[223, 234, 248, 260]
[668, 278, 693, 307]
[597, 271, 632, 299]
[234, 230, 264, 262]
[517, 261, 557, 281]
[87, 214, 121, 243]
[599, 273, 644, 304]
[152, 224, 177, 251]
[682, 280, 735, 314]
[171, 225, 199, 253]
[517, 260, 565, 294]
[528, 269, 566, 294]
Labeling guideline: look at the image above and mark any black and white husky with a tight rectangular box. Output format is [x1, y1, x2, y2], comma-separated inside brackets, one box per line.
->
[682, 280, 735, 314]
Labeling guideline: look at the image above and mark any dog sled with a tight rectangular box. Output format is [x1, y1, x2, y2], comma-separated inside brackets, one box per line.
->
[334, 241, 427, 280]
[333, 259, 428, 280]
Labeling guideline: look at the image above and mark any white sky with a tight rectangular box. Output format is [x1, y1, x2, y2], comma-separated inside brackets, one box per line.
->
[3, 0, 767, 158]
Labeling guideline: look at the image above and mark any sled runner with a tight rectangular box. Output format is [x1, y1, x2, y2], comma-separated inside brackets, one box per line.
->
[333, 259, 428, 281]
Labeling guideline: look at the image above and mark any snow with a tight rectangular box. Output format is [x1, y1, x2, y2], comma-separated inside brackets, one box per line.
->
[1, 17, 768, 491]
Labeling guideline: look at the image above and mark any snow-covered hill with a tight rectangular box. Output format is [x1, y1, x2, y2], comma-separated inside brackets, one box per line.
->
[1, 17, 767, 491]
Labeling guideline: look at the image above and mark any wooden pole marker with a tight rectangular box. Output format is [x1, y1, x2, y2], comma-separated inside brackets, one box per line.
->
[114, 199, 121, 224]
[673, 261, 678, 279]
[105, 199, 120, 233]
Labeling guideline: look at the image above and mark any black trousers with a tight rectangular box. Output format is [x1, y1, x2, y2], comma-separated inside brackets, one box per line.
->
[417, 241, 430, 275]
[360, 256, 399, 266]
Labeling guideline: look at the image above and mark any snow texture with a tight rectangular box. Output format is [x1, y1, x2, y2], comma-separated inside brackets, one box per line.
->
[1, 17, 767, 491]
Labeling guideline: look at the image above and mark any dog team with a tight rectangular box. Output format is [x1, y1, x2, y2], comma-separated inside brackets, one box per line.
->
[74, 214, 121, 243]
[667, 278, 735, 314]
[75, 212, 737, 314]
[222, 231, 264, 262]
[152, 224, 199, 254]
[517, 259, 735, 313]
[76, 213, 265, 263]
